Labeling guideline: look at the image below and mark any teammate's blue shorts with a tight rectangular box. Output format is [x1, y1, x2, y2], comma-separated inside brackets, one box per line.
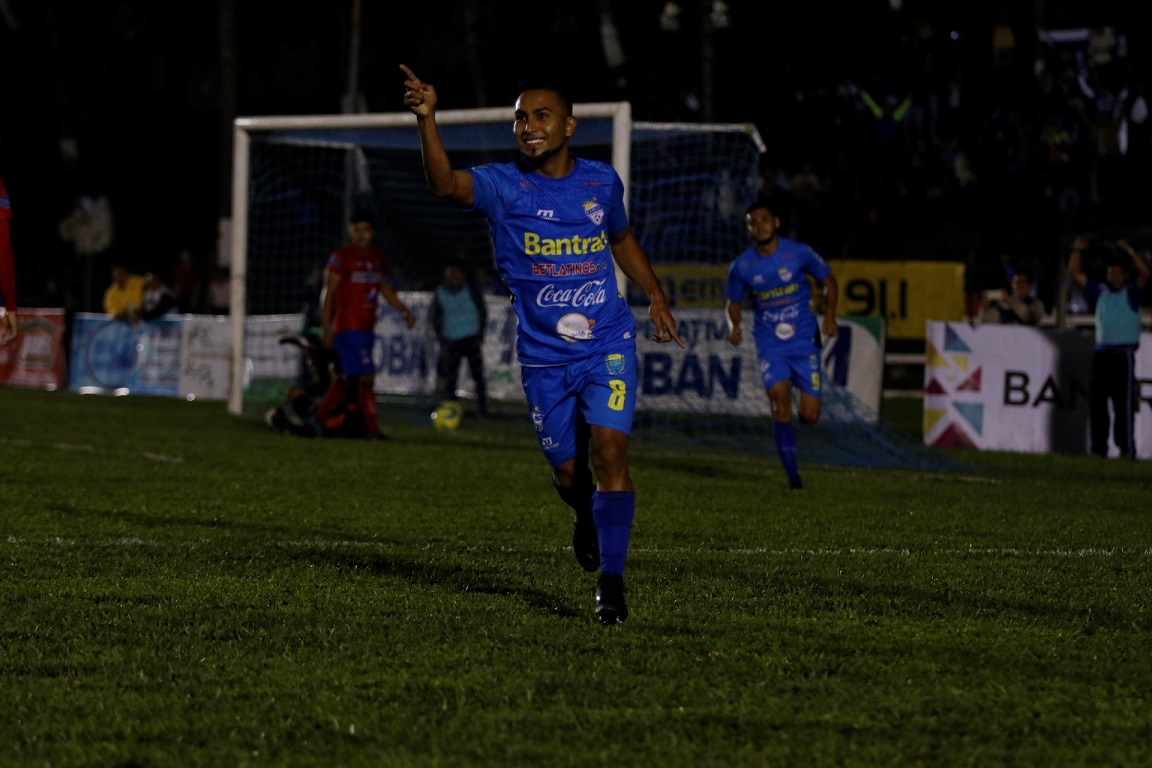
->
[521, 344, 638, 467]
[755, 342, 823, 397]
[333, 330, 377, 376]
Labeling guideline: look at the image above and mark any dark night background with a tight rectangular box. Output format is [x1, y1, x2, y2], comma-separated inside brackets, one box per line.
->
[1, 0, 1148, 312]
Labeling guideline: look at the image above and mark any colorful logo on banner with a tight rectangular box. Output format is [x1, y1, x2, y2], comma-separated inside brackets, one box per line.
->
[923, 323, 983, 448]
[0, 308, 68, 390]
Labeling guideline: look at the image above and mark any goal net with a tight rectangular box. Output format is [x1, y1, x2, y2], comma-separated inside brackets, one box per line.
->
[229, 105, 954, 470]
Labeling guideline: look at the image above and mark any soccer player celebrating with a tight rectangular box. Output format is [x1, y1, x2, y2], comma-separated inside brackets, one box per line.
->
[401, 63, 684, 625]
[725, 199, 839, 490]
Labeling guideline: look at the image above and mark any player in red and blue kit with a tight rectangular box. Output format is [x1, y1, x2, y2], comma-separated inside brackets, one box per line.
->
[321, 209, 416, 440]
[0, 174, 18, 345]
[725, 199, 839, 490]
[401, 63, 684, 625]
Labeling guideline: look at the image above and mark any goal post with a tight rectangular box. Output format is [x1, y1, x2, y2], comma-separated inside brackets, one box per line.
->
[226, 104, 775, 427]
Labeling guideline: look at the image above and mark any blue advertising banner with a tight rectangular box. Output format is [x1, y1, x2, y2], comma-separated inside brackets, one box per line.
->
[68, 314, 183, 396]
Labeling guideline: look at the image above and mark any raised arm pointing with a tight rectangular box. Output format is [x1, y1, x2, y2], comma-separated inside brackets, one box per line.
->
[400, 64, 473, 207]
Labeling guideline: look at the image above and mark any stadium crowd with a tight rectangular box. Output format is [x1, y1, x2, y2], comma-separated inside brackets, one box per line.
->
[2, 4, 1149, 323]
[732, 16, 1150, 318]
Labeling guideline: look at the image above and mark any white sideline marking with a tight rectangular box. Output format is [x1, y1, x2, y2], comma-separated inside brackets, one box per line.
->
[1, 437, 183, 463]
[52, 442, 95, 452]
[5, 537, 1150, 559]
[142, 452, 184, 463]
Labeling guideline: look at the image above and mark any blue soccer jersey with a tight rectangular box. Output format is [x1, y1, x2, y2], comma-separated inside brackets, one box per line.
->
[725, 236, 831, 353]
[468, 158, 636, 366]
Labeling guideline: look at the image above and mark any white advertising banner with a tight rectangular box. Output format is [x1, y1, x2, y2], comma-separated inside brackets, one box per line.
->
[179, 315, 232, 400]
[924, 321, 1152, 457]
[375, 298, 885, 418]
[63, 302, 885, 421]
[69, 312, 303, 401]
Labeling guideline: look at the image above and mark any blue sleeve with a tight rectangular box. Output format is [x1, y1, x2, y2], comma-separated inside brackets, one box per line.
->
[467, 165, 505, 220]
[725, 260, 745, 303]
[805, 246, 831, 281]
[606, 170, 629, 236]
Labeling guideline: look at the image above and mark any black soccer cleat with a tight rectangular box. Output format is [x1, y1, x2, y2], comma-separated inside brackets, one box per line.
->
[788, 476, 804, 490]
[594, 572, 628, 625]
[572, 510, 600, 572]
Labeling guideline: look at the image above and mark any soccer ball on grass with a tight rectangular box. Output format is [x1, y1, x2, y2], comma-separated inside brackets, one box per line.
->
[431, 400, 464, 432]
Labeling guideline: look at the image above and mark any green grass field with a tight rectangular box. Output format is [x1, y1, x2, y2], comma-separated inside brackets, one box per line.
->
[2, 387, 1150, 767]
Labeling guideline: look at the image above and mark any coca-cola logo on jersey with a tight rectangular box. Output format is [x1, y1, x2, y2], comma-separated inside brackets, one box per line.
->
[536, 279, 607, 308]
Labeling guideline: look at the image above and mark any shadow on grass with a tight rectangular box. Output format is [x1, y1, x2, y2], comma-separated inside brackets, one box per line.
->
[290, 543, 587, 621]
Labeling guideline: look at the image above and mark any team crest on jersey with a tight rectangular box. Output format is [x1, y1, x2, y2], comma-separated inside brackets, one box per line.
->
[605, 353, 625, 374]
[777, 267, 793, 283]
[583, 200, 604, 226]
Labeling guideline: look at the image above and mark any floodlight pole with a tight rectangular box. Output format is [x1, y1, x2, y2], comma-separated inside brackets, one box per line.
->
[343, 0, 363, 114]
[700, 0, 714, 121]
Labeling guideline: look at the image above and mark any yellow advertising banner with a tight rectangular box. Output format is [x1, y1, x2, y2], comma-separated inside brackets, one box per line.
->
[652, 260, 965, 340]
[828, 260, 966, 340]
[649, 263, 730, 308]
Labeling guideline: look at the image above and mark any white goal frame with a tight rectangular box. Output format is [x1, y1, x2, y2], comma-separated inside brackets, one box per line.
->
[227, 104, 765, 416]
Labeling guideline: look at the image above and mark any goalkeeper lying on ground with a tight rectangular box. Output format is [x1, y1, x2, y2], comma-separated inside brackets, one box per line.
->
[265, 333, 368, 439]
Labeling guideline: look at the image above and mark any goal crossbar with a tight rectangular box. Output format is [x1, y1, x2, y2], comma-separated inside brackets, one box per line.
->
[228, 103, 765, 415]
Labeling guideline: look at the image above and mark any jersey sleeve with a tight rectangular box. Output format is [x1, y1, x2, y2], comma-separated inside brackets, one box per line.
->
[466, 165, 508, 221]
[804, 245, 832, 282]
[605, 168, 629, 236]
[724, 256, 746, 303]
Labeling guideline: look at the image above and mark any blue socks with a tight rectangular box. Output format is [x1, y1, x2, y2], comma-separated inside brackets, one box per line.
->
[592, 491, 634, 576]
[773, 420, 802, 487]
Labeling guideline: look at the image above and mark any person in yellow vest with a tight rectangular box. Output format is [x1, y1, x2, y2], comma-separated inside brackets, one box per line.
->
[103, 262, 147, 321]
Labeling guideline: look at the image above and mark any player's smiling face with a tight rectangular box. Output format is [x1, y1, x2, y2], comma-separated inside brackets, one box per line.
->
[514, 89, 574, 166]
[746, 207, 779, 247]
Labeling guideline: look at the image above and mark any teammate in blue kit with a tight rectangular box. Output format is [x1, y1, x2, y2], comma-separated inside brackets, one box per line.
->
[401, 63, 684, 625]
[725, 199, 839, 489]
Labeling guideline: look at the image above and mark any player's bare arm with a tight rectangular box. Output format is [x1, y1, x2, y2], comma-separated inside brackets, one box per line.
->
[726, 301, 742, 345]
[609, 229, 684, 348]
[320, 271, 340, 348]
[400, 64, 474, 207]
[380, 281, 417, 329]
[0, 311, 15, 345]
[1117, 238, 1151, 289]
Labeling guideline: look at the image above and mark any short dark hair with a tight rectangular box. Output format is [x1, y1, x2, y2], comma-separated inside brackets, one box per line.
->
[350, 208, 375, 226]
[514, 76, 573, 115]
[745, 199, 778, 218]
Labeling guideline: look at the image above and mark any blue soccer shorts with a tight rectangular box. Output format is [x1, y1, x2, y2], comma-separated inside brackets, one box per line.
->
[521, 344, 638, 467]
[333, 330, 377, 377]
[755, 342, 823, 397]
